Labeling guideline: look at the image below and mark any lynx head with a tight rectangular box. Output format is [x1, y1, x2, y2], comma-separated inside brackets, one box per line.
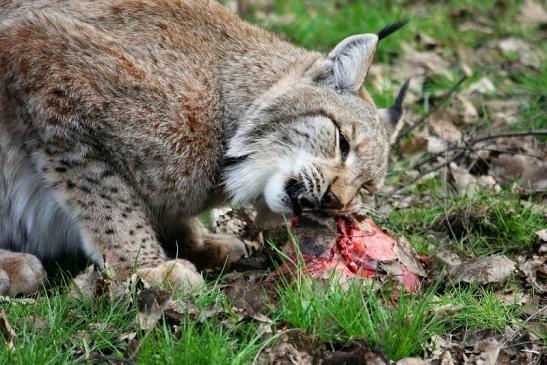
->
[224, 24, 409, 221]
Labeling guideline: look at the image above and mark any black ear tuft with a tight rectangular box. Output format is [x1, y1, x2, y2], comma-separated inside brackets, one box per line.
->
[394, 78, 410, 110]
[377, 18, 409, 41]
[385, 78, 410, 126]
[378, 79, 410, 135]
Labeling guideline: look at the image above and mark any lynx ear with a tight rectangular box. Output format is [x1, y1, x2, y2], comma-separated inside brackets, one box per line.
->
[378, 79, 410, 133]
[316, 34, 379, 93]
[311, 20, 409, 93]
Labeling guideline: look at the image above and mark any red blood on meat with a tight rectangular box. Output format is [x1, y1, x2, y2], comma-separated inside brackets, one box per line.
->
[283, 215, 425, 293]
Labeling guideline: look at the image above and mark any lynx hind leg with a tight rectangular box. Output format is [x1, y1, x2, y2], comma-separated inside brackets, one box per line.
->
[182, 217, 248, 269]
[0, 249, 47, 296]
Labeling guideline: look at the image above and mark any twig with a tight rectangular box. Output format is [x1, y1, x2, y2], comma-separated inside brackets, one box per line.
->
[470, 147, 543, 160]
[471, 129, 547, 144]
[390, 127, 545, 180]
[391, 151, 465, 193]
[394, 74, 468, 148]
[503, 306, 547, 346]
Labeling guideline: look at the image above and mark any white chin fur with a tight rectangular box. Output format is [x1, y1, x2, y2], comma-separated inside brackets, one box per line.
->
[264, 172, 292, 214]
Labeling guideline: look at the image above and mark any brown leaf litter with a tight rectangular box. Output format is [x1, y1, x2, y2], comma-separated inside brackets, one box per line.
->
[516, 235, 547, 293]
[519, 0, 547, 25]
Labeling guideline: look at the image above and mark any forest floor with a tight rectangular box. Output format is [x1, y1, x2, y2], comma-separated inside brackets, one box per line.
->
[1, 1, 545, 364]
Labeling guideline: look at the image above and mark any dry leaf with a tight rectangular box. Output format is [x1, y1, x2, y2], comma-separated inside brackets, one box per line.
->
[401, 43, 451, 79]
[262, 341, 313, 365]
[476, 176, 500, 192]
[393, 236, 428, 277]
[428, 108, 463, 143]
[465, 77, 495, 95]
[458, 22, 494, 34]
[323, 346, 388, 365]
[450, 163, 478, 195]
[415, 32, 440, 49]
[401, 134, 429, 154]
[397, 358, 428, 365]
[454, 95, 479, 124]
[517, 254, 547, 293]
[464, 338, 501, 365]
[69, 265, 102, 300]
[439, 351, 455, 365]
[427, 335, 464, 364]
[434, 248, 463, 269]
[224, 277, 272, 315]
[0, 296, 36, 305]
[22, 315, 49, 336]
[484, 99, 523, 125]
[519, 0, 547, 25]
[426, 135, 449, 154]
[431, 304, 465, 320]
[137, 288, 172, 331]
[449, 165, 500, 196]
[449, 255, 515, 284]
[498, 37, 541, 69]
[0, 311, 16, 352]
[521, 164, 547, 193]
[490, 154, 547, 193]
[119, 331, 137, 342]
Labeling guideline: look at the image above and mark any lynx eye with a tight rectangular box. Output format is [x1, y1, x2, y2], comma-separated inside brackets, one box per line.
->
[338, 129, 350, 160]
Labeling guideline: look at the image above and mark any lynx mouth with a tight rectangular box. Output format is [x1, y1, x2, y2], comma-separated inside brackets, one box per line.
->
[284, 178, 330, 216]
[285, 177, 303, 215]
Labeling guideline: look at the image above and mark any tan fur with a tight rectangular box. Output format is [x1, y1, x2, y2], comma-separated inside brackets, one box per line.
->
[0, 0, 404, 295]
[0, 249, 47, 296]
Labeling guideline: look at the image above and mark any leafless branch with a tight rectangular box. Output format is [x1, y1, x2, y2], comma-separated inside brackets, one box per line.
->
[394, 74, 468, 148]
[471, 129, 547, 144]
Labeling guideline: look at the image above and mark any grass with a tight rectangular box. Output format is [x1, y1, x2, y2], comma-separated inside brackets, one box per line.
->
[0, 289, 136, 364]
[1, 0, 546, 363]
[275, 274, 442, 360]
[1, 283, 268, 365]
[136, 321, 264, 365]
[388, 186, 545, 256]
[434, 284, 523, 333]
[1, 256, 529, 363]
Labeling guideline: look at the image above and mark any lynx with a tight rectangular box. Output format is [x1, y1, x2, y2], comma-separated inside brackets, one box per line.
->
[0, 0, 408, 296]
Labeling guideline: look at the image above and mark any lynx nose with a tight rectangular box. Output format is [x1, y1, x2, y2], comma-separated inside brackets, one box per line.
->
[320, 188, 342, 210]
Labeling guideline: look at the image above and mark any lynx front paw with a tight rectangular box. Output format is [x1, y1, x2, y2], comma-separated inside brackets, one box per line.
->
[0, 269, 10, 295]
[202, 234, 248, 268]
[0, 250, 47, 296]
[137, 259, 203, 292]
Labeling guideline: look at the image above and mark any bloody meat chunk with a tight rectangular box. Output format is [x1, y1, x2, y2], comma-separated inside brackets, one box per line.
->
[283, 214, 427, 293]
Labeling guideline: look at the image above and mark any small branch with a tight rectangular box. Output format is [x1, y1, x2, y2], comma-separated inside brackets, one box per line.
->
[394, 74, 468, 148]
[390, 128, 545, 178]
[503, 306, 547, 346]
[470, 147, 543, 160]
[391, 151, 464, 193]
[471, 129, 547, 144]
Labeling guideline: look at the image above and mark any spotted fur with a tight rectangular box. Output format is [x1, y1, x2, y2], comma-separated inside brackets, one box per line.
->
[0, 0, 406, 295]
